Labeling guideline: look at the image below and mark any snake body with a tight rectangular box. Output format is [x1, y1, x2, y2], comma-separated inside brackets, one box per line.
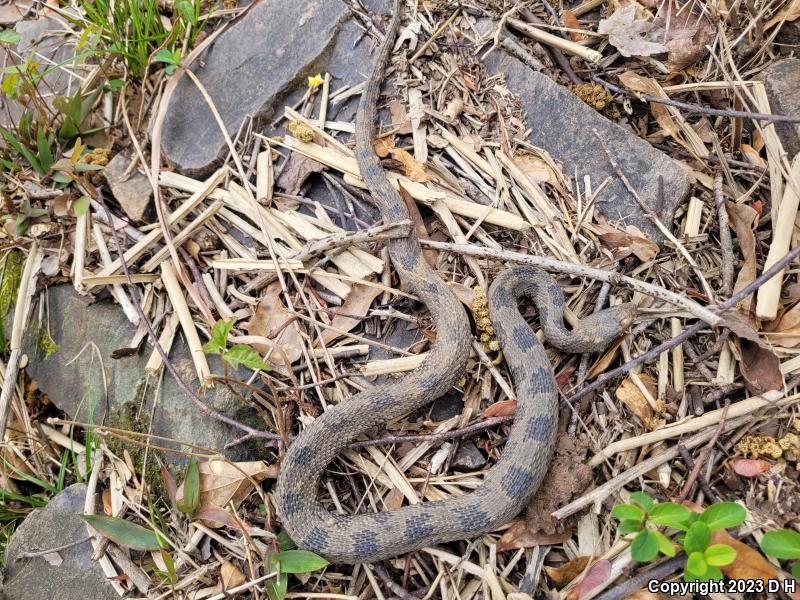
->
[274, 0, 636, 564]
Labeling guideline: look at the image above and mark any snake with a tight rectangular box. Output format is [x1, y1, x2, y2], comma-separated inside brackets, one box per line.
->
[274, 0, 637, 564]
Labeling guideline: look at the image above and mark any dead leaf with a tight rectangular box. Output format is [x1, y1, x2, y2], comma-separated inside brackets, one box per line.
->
[388, 100, 412, 135]
[737, 337, 783, 393]
[598, 5, 668, 58]
[246, 282, 304, 370]
[563, 10, 585, 42]
[740, 144, 767, 168]
[218, 559, 245, 592]
[726, 201, 759, 298]
[275, 153, 324, 196]
[497, 519, 571, 551]
[615, 375, 664, 430]
[398, 183, 437, 267]
[597, 224, 659, 263]
[514, 153, 557, 186]
[732, 458, 772, 477]
[321, 284, 382, 345]
[390, 147, 431, 182]
[484, 399, 518, 417]
[194, 506, 252, 531]
[178, 460, 277, 516]
[649, 0, 716, 71]
[566, 559, 612, 600]
[447, 281, 475, 306]
[373, 136, 395, 158]
[765, 0, 800, 30]
[712, 529, 779, 582]
[765, 302, 800, 348]
[384, 488, 405, 511]
[544, 556, 591, 586]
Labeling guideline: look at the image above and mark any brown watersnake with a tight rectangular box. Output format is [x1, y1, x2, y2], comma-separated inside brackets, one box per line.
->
[274, 1, 636, 564]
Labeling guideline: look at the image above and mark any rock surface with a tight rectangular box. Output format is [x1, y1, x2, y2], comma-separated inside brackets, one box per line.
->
[452, 441, 486, 471]
[485, 52, 694, 242]
[103, 153, 153, 222]
[2, 484, 119, 600]
[762, 58, 800, 159]
[0, 1, 32, 25]
[162, 0, 343, 175]
[0, 15, 77, 129]
[23, 285, 260, 467]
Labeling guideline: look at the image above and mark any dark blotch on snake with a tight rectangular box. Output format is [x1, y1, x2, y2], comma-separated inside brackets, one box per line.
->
[304, 527, 330, 552]
[501, 465, 537, 498]
[511, 324, 536, 352]
[279, 492, 303, 518]
[405, 513, 435, 539]
[526, 365, 554, 395]
[524, 414, 555, 442]
[353, 530, 380, 557]
[490, 284, 512, 307]
[454, 506, 491, 531]
[292, 446, 314, 467]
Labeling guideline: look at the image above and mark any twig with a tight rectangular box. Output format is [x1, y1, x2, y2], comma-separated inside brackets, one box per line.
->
[593, 76, 800, 124]
[419, 239, 721, 324]
[520, 8, 581, 84]
[593, 555, 687, 600]
[15, 536, 93, 560]
[293, 220, 411, 261]
[0, 242, 43, 438]
[411, 9, 460, 63]
[677, 444, 719, 503]
[714, 172, 734, 297]
[677, 401, 730, 501]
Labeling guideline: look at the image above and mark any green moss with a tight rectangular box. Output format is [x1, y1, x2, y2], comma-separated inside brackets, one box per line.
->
[36, 326, 59, 358]
[0, 250, 25, 353]
[105, 390, 166, 499]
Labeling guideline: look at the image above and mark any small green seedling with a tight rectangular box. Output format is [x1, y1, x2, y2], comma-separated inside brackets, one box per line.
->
[760, 529, 800, 581]
[154, 48, 182, 75]
[203, 319, 271, 372]
[266, 530, 329, 600]
[612, 492, 746, 582]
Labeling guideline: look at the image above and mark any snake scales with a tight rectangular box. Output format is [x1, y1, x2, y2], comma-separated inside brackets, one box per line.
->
[274, 0, 636, 564]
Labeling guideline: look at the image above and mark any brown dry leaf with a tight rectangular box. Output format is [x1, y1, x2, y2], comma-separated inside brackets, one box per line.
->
[447, 281, 475, 306]
[649, 0, 716, 71]
[275, 153, 324, 196]
[102, 487, 113, 516]
[740, 144, 767, 168]
[586, 337, 625, 379]
[737, 337, 783, 393]
[484, 399, 518, 417]
[184, 459, 277, 514]
[388, 100, 413, 135]
[246, 282, 304, 369]
[615, 375, 663, 430]
[598, 5, 668, 57]
[563, 10, 585, 41]
[726, 201, 758, 297]
[218, 560, 245, 592]
[497, 519, 571, 551]
[321, 284, 382, 345]
[765, 0, 800, 30]
[544, 556, 590, 586]
[398, 183, 437, 267]
[597, 224, 659, 263]
[390, 147, 432, 183]
[765, 302, 800, 348]
[623, 592, 665, 600]
[194, 506, 250, 531]
[514, 153, 557, 186]
[384, 488, 405, 511]
[373, 135, 395, 158]
[732, 458, 772, 477]
[712, 529, 779, 582]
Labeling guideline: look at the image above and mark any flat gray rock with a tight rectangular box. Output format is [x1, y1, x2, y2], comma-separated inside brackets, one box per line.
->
[0, 2, 33, 25]
[452, 441, 486, 471]
[0, 15, 77, 129]
[161, 0, 352, 176]
[2, 484, 119, 600]
[485, 52, 694, 242]
[762, 58, 800, 159]
[22, 285, 260, 467]
[104, 153, 153, 222]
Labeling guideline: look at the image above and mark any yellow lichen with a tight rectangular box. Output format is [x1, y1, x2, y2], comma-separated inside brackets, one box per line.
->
[81, 147, 110, 166]
[307, 73, 325, 90]
[735, 432, 799, 460]
[287, 120, 314, 143]
[571, 83, 612, 111]
[472, 286, 498, 351]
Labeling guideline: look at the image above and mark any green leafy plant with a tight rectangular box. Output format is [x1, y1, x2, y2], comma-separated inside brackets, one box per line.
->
[203, 319, 271, 372]
[82, 514, 165, 551]
[612, 492, 746, 582]
[154, 48, 181, 75]
[176, 457, 200, 518]
[760, 529, 800, 580]
[266, 531, 329, 600]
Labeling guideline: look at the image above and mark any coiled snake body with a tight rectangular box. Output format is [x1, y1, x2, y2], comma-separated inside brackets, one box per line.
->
[274, 0, 636, 564]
